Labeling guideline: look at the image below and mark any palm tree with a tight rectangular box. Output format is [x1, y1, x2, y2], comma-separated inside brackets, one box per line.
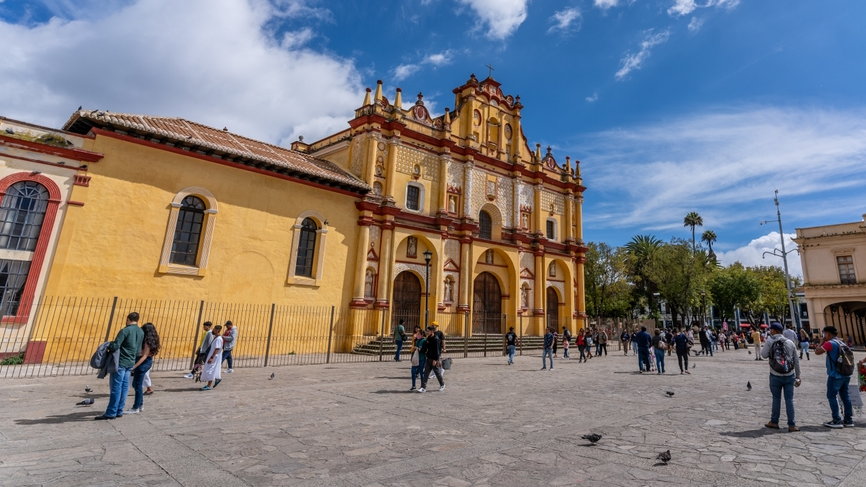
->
[683, 212, 703, 252]
[624, 235, 663, 316]
[702, 229, 718, 264]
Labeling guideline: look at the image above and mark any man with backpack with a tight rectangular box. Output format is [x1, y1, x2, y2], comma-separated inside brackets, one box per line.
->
[760, 322, 801, 432]
[814, 326, 855, 428]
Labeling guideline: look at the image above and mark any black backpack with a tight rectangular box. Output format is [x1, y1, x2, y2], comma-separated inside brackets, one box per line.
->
[769, 339, 793, 375]
[831, 339, 855, 376]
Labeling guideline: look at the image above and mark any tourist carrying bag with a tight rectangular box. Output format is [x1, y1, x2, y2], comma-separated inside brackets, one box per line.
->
[410, 349, 419, 367]
[441, 358, 452, 370]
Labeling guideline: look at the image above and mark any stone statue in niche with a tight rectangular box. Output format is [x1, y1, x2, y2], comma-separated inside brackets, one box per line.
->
[448, 195, 458, 213]
[444, 278, 454, 302]
[521, 285, 530, 309]
[375, 163, 385, 177]
[485, 249, 494, 264]
[407, 236, 418, 258]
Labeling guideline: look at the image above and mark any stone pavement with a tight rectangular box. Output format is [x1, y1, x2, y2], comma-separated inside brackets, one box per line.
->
[1, 347, 865, 487]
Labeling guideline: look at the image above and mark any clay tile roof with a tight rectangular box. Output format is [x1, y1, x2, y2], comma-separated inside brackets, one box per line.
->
[63, 110, 368, 193]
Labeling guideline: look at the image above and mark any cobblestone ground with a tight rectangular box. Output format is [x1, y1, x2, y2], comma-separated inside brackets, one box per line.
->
[1, 347, 865, 487]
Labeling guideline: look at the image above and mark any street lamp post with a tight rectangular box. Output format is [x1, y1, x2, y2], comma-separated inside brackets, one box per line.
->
[760, 190, 801, 332]
[423, 250, 432, 328]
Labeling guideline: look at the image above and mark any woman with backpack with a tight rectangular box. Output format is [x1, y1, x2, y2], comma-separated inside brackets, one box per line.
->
[129, 323, 160, 414]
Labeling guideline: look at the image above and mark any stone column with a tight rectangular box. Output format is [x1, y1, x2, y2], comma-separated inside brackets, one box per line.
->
[384, 135, 400, 198]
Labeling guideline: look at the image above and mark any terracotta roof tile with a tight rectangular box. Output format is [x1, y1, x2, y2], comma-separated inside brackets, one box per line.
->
[63, 110, 368, 193]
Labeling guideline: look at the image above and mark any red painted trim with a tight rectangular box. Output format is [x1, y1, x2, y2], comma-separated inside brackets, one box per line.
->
[0, 173, 62, 323]
[92, 129, 367, 197]
[0, 134, 103, 162]
[0, 152, 85, 172]
[67, 200, 85, 207]
[73, 174, 91, 187]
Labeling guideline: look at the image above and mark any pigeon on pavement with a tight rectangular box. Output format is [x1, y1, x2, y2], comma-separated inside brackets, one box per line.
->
[84, 386, 92, 393]
[657, 450, 671, 464]
[747, 381, 752, 391]
[665, 391, 675, 397]
[269, 372, 275, 380]
[581, 433, 602, 445]
[748, 350, 752, 355]
[76, 398, 94, 406]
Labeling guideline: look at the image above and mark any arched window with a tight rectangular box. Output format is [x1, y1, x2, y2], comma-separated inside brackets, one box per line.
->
[170, 196, 206, 266]
[0, 181, 49, 251]
[295, 217, 318, 277]
[479, 210, 492, 239]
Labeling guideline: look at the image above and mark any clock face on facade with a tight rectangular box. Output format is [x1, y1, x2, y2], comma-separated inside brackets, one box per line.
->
[473, 110, 481, 126]
[504, 123, 512, 140]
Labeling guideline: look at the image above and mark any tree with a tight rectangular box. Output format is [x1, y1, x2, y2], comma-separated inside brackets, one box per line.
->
[709, 263, 760, 324]
[645, 240, 712, 328]
[623, 235, 663, 315]
[584, 242, 631, 328]
[683, 212, 703, 252]
[701, 230, 717, 263]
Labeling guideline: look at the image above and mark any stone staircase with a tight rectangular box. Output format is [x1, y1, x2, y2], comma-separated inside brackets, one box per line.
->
[352, 334, 548, 356]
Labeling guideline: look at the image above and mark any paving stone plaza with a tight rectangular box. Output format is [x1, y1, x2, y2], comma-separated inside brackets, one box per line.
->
[2, 347, 865, 486]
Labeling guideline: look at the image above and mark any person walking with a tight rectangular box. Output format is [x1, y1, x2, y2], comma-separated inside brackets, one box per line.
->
[505, 327, 518, 365]
[394, 319, 406, 362]
[598, 329, 608, 356]
[409, 326, 426, 391]
[761, 322, 801, 432]
[562, 330, 570, 359]
[814, 326, 855, 428]
[185, 321, 213, 379]
[221, 321, 238, 373]
[200, 325, 223, 390]
[673, 328, 691, 375]
[417, 326, 444, 393]
[798, 328, 811, 361]
[782, 323, 798, 344]
[620, 330, 630, 355]
[129, 322, 160, 414]
[542, 327, 555, 370]
[697, 326, 710, 357]
[576, 329, 587, 363]
[665, 329, 674, 356]
[634, 326, 652, 373]
[95, 312, 144, 420]
[651, 329, 667, 374]
[751, 327, 763, 360]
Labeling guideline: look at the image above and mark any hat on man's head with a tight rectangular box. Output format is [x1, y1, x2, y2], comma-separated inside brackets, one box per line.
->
[430, 321, 439, 327]
[769, 322, 784, 332]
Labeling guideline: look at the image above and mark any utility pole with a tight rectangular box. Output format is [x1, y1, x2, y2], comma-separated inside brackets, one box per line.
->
[761, 190, 801, 331]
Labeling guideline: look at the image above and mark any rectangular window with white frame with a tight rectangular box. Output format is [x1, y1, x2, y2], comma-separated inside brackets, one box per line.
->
[837, 255, 856, 284]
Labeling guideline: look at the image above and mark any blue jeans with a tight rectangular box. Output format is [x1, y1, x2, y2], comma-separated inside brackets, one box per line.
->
[131, 357, 153, 410]
[507, 345, 516, 364]
[105, 366, 132, 418]
[222, 349, 233, 369]
[411, 357, 426, 388]
[654, 349, 665, 373]
[542, 349, 554, 369]
[827, 375, 852, 423]
[769, 374, 796, 426]
[394, 340, 404, 361]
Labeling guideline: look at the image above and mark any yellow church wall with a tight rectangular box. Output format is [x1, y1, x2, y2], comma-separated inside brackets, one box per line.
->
[34, 133, 364, 361]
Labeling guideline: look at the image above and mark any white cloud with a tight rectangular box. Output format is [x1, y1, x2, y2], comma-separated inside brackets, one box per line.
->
[717, 232, 802, 278]
[457, 0, 528, 40]
[0, 0, 363, 145]
[668, 0, 740, 17]
[594, 0, 619, 9]
[548, 8, 581, 34]
[393, 63, 421, 81]
[575, 106, 866, 256]
[585, 92, 599, 103]
[424, 50, 454, 66]
[281, 27, 315, 48]
[615, 29, 670, 80]
[687, 16, 704, 32]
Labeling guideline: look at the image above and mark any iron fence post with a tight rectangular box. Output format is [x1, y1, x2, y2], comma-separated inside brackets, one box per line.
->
[103, 296, 118, 343]
[264, 303, 275, 367]
[189, 300, 205, 369]
[463, 311, 469, 358]
[519, 313, 523, 356]
[378, 309, 386, 361]
[326, 305, 335, 364]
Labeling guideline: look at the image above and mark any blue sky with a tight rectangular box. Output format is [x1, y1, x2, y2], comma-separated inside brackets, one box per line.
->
[3, 0, 866, 276]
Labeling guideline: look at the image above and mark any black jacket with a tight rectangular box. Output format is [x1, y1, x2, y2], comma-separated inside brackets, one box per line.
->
[422, 334, 441, 360]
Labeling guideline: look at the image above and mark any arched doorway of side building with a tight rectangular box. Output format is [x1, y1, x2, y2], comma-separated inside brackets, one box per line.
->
[823, 301, 866, 346]
[473, 271, 503, 334]
[392, 271, 422, 333]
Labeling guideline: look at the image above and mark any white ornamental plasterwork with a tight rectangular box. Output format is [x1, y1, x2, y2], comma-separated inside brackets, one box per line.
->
[350, 137, 363, 177]
[520, 252, 534, 274]
[496, 176, 513, 227]
[469, 170, 489, 216]
[446, 160, 462, 189]
[369, 226, 381, 248]
[518, 182, 532, 209]
[541, 190, 564, 215]
[393, 262, 427, 287]
[395, 145, 440, 182]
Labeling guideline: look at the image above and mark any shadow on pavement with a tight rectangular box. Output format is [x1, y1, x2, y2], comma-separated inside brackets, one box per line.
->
[15, 410, 100, 425]
[719, 428, 785, 438]
[371, 389, 415, 394]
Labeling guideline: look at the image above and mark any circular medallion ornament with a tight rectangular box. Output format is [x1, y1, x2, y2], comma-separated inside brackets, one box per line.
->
[473, 110, 481, 126]
[504, 123, 512, 140]
[413, 105, 427, 120]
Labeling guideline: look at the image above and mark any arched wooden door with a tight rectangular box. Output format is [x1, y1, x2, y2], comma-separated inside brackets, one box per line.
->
[392, 271, 422, 333]
[546, 287, 559, 331]
[473, 272, 502, 334]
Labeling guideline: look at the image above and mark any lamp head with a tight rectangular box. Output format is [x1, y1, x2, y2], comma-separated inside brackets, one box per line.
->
[423, 250, 432, 263]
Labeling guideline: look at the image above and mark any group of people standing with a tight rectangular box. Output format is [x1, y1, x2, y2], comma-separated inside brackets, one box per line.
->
[540, 326, 610, 369]
[95, 312, 161, 420]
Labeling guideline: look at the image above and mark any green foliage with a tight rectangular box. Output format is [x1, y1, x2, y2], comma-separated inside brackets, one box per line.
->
[683, 212, 704, 251]
[645, 239, 713, 326]
[0, 353, 24, 365]
[5, 130, 72, 147]
[584, 242, 632, 321]
[709, 263, 760, 322]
